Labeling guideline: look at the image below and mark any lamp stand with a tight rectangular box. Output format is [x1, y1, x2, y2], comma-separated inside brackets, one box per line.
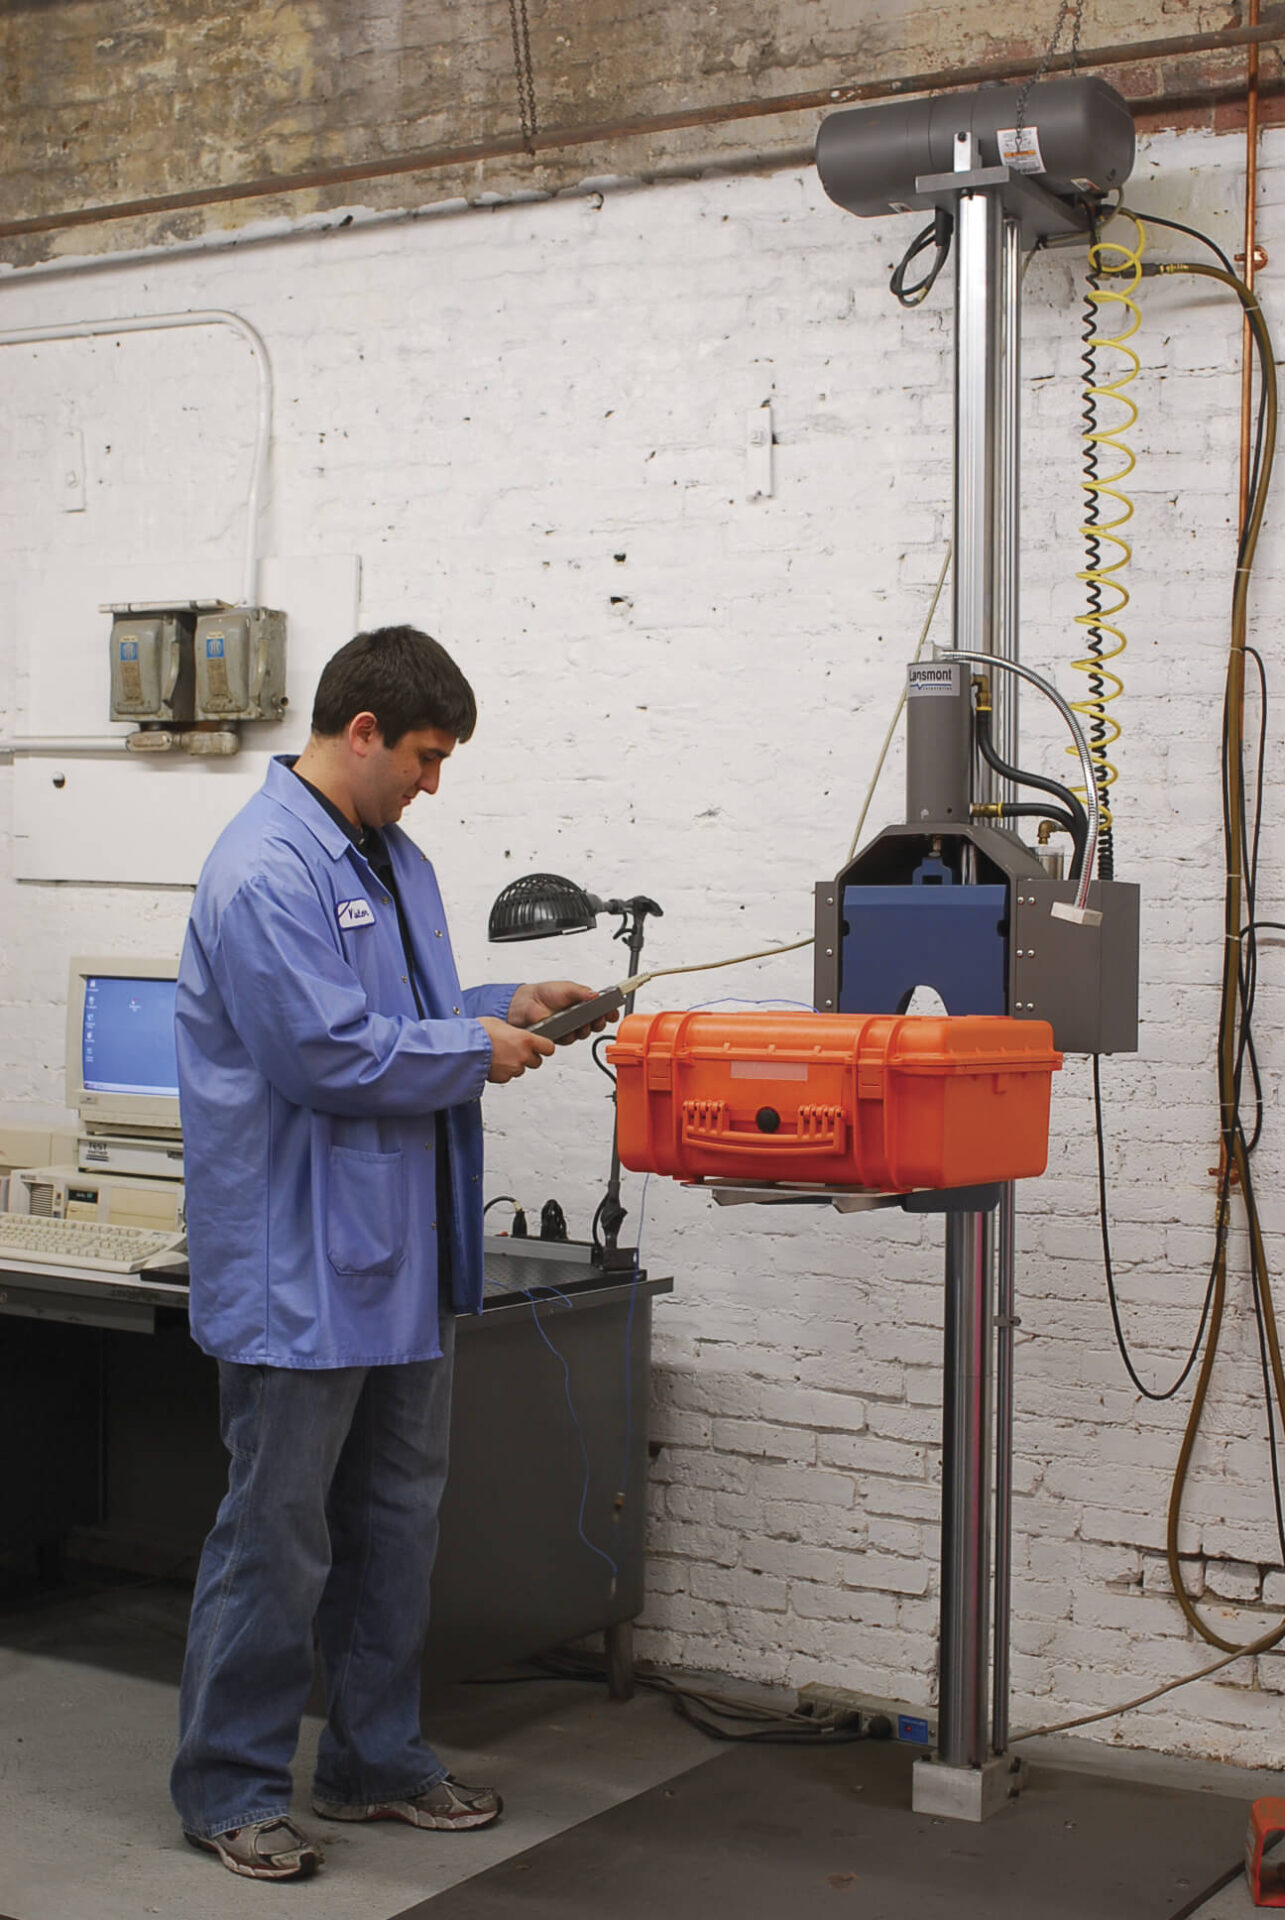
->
[594, 897, 659, 1263]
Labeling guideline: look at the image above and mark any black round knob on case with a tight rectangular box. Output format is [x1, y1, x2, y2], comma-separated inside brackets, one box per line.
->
[756, 1107, 782, 1133]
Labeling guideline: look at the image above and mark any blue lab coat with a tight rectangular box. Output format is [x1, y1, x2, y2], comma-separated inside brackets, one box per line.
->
[176, 756, 519, 1367]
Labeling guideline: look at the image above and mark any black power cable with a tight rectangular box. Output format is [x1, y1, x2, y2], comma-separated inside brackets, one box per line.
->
[1126, 210, 1269, 556]
[526, 1649, 874, 1746]
[483, 1193, 528, 1236]
[890, 208, 953, 309]
[1128, 207, 1236, 277]
[1092, 1055, 1220, 1402]
[1226, 637, 1285, 1563]
[590, 1034, 617, 1085]
[1103, 230, 1285, 1647]
[1229, 645, 1260, 1152]
[1213, 410, 1285, 1575]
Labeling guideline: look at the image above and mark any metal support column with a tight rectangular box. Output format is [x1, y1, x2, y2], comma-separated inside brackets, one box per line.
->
[995, 214, 1023, 781]
[991, 212, 1024, 1762]
[938, 1206, 996, 1766]
[950, 134, 1002, 672]
[992, 1181, 1017, 1753]
[913, 136, 1018, 1822]
[942, 133, 1000, 1775]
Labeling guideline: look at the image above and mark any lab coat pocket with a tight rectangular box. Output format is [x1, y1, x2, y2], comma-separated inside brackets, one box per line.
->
[326, 1146, 407, 1277]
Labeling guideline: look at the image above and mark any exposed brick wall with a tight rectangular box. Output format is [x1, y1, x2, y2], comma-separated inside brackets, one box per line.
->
[1, 0, 1279, 265]
[2, 118, 1284, 1767]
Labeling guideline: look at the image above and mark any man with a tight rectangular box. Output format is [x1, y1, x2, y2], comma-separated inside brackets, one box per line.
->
[170, 625, 605, 1881]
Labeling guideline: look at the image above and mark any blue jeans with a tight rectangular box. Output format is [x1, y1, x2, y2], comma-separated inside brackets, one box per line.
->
[170, 1319, 456, 1838]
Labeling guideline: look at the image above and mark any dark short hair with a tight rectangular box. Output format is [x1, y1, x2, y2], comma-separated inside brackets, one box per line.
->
[311, 626, 477, 746]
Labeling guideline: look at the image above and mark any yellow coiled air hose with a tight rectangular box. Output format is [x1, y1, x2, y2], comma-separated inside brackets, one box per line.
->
[1073, 214, 1145, 876]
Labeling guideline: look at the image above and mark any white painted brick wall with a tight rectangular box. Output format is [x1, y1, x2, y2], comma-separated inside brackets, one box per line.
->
[2, 125, 1284, 1766]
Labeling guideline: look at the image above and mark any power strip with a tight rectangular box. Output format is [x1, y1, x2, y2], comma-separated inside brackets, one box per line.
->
[796, 1682, 936, 1748]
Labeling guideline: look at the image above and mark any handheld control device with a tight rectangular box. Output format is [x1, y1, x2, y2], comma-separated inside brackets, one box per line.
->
[528, 987, 626, 1043]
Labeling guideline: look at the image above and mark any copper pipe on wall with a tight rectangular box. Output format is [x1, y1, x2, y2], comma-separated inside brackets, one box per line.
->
[1240, 0, 1262, 535]
[1, 18, 1283, 244]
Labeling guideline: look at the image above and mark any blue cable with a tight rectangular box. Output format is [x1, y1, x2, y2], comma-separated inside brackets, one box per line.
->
[485, 1271, 621, 1585]
[487, 997, 814, 1595]
[615, 1172, 651, 1515]
[612, 997, 811, 1513]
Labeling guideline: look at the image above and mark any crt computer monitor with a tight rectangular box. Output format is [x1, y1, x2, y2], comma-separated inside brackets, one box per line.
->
[65, 955, 182, 1138]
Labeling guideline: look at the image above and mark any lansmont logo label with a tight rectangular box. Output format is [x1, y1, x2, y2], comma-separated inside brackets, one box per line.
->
[908, 664, 959, 693]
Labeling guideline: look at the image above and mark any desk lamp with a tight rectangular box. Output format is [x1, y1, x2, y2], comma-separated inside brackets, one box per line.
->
[488, 873, 662, 1260]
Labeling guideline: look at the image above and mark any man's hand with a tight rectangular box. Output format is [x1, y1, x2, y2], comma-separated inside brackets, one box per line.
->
[478, 1018, 556, 1083]
[506, 980, 619, 1044]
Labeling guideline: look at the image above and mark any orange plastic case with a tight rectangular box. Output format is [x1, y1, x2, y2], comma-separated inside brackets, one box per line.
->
[1246, 1797, 1285, 1905]
[608, 1011, 1062, 1192]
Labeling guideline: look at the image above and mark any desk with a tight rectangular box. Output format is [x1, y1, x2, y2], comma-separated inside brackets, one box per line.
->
[0, 1246, 671, 1694]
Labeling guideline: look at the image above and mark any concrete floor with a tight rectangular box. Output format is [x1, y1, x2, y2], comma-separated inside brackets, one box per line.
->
[1195, 1883, 1263, 1917]
[0, 1575, 715, 1920]
[0, 1571, 1277, 1920]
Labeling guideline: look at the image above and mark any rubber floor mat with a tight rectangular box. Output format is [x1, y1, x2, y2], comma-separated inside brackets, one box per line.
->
[389, 1736, 1247, 1920]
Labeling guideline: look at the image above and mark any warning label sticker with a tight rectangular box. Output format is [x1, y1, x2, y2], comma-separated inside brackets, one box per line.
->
[997, 125, 1046, 176]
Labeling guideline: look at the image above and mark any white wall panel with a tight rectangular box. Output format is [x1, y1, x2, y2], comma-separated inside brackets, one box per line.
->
[11, 553, 358, 884]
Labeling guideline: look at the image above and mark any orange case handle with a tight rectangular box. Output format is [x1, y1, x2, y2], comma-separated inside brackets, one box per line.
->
[680, 1101, 847, 1156]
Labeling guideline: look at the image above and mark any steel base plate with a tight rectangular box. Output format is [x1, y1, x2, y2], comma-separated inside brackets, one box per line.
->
[911, 1753, 1023, 1822]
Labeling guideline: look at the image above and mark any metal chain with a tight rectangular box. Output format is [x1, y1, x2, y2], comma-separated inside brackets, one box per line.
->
[507, 0, 539, 145]
[1014, 0, 1087, 133]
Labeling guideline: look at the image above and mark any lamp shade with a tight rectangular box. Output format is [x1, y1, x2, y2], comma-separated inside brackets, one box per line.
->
[487, 872, 601, 942]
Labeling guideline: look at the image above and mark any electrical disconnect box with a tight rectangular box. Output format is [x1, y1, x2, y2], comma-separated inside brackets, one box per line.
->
[109, 612, 196, 724]
[103, 599, 288, 754]
[194, 607, 288, 722]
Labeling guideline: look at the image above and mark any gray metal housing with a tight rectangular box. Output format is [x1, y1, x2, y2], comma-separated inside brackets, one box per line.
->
[815, 76, 1135, 221]
[906, 660, 973, 824]
[815, 826, 1140, 1055]
[1012, 876, 1140, 1054]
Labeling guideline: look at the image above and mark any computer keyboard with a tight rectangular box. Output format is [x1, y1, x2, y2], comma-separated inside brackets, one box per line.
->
[0, 1214, 187, 1274]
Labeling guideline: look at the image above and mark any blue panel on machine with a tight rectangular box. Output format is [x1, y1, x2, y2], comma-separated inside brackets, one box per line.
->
[840, 884, 1008, 1016]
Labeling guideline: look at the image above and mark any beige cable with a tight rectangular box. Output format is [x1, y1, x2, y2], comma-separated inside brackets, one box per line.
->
[1011, 1616, 1285, 1741]
[618, 934, 815, 996]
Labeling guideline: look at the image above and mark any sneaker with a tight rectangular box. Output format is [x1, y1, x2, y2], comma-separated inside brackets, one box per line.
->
[312, 1774, 502, 1831]
[184, 1815, 324, 1880]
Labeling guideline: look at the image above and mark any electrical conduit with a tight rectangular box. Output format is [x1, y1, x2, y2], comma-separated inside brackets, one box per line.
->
[0, 309, 272, 757]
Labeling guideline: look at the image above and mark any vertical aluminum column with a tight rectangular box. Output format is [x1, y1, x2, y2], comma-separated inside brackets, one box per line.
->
[939, 133, 1003, 1777]
[939, 1207, 997, 1767]
[991, 213, 1023, 1759]
[994, 215, 1022, 781]
[992, 1183, 1017, 1752]
[950, 133, 1002, 680]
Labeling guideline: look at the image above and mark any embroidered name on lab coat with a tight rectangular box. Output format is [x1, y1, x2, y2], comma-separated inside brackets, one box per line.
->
[336, 898, 376, 929]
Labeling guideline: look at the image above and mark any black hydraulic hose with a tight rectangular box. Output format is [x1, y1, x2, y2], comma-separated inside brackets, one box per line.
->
[994, 801, 1085, 868]
[974, 707, 1090, 877]
[995, 800, 1080, 835]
